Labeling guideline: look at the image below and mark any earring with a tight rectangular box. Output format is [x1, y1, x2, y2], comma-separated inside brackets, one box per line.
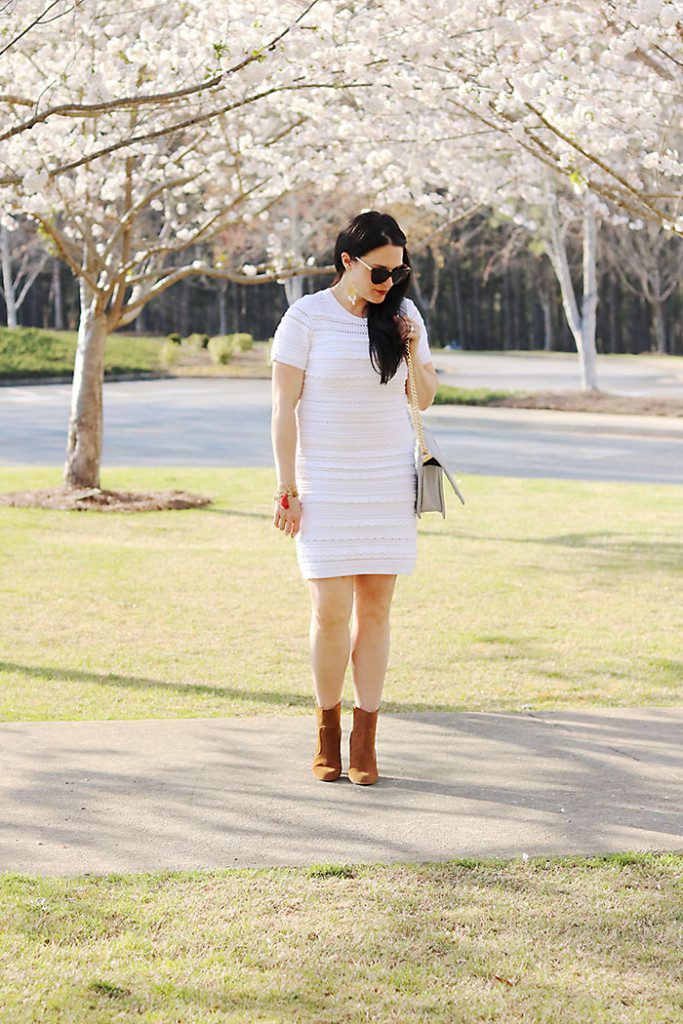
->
[346, 281, 359, 305]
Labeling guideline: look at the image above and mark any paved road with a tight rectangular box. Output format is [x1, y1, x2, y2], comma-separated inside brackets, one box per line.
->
[1, 707, 680, 875]
[1, 379, 682, 485]
[436, 350, 683, 396]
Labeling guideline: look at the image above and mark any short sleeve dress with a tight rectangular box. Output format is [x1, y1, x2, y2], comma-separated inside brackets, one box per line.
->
[269, 286, 433, 579]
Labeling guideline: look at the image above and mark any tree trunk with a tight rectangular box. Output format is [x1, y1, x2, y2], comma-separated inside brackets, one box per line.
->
[470, 237, 480, 348]
[134, 305, 145, 334]
[0, 224, 17, 328]
[544, 261, 556, 351]
[502, 267, 512, 350]
[178, 283, 190, 336]
[64, 290, 107, 488]
[52, 258, 64, 330]
[218, 279, 228, 334]
[540, 292, 552, 351]
[579, 196, 599, 390]
[546, 184, 600, 391]
[239, 282, 247, 327]
[521, 261, 531, 350]
[652, 297, 667, 354]
[230, 279, 238, 333]
[452, 254, 464, 347]
[284, 276, 305, 304]
[606, 273, 617, 354]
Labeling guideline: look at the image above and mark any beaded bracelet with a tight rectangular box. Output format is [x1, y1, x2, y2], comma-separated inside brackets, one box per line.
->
[274, 483, 299, 509]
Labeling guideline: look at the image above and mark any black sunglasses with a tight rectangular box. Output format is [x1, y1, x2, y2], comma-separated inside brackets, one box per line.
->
[354, 256, 411, 286]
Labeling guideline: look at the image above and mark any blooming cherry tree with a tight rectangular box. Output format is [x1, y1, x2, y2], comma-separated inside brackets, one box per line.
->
[2, 0, 681, 489]
[1, 0, 408, 487]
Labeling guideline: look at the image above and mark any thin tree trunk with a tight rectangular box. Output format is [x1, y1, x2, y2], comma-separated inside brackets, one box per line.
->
[230, 279, 238, 333]
[178, 282, 190, 336]
[64, 287, 107, 488]
[580, 196, 599, 388]
[218, 279, 228, 334]
[486, 281, 495, 350]
[546, 185, 600, 391]
[607, 273, 617, 354]
[540, 270, 557, 354]
[52, 259, 64, 330]
[521, 262, 531, 349]
[284, 276, 305, 304]
[540, 293, 552, 351]
[652, 298, 667, 354]
[513, 265, 520, 348]
[0, 224, 17, 328]
[615, 277, 625, 353]
[452, 254, 464, 347]
[470, 238, 480, 348]
[502, 268, 512, 350]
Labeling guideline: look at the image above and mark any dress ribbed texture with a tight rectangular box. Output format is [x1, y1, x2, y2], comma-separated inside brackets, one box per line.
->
[269, 287, 432, 579]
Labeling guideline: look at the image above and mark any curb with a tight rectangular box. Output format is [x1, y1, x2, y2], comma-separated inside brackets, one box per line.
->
[426, 404, 683, 439]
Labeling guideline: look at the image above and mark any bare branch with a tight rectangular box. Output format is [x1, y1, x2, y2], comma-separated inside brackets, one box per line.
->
[0, 0, 84, 58]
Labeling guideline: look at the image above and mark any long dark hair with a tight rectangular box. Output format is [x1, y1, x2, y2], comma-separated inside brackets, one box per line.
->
[329, 210, 411, 385]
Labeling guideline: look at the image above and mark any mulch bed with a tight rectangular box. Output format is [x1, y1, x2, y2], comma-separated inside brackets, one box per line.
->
[490, 391, 683, 417]
[0, 487, 213, 512]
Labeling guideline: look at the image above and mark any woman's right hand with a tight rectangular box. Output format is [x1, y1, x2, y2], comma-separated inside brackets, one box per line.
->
[273, 496, 302, 538]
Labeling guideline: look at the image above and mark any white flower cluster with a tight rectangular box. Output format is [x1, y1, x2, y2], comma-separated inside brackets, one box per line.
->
[0, 0, 678, 322]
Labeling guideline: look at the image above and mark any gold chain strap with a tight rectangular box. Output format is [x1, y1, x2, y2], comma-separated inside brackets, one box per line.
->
[405, 338, 433, 463]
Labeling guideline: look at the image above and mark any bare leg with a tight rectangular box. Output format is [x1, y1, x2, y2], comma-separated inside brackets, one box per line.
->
[350, 574, 398, 712]
[307, 575, 354, 709]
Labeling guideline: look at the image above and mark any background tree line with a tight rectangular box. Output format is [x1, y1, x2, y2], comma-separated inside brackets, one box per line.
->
[3, 212, 681, 355]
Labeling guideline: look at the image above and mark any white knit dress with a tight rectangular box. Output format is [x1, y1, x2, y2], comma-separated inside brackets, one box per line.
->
[269, 287, 432, 579]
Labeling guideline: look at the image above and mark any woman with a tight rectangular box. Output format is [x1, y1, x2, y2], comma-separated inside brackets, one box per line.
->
[269, 211, 439, 785]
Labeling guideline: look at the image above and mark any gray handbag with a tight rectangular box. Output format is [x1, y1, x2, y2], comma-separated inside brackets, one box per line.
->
[405, 332, 465, 518]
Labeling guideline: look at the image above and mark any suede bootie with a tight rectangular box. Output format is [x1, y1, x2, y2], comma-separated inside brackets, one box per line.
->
[348, 704, 379, 785]
[312, 700, 342, 781]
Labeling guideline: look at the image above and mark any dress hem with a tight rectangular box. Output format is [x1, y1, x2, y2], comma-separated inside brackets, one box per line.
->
[299, 560, 416, 579]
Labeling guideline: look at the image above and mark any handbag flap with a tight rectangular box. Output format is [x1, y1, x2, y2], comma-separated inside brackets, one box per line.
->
[419, 425, 466, 505]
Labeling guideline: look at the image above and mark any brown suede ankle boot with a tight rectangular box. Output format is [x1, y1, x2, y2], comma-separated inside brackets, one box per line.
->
[312, 699, 342, 781]
[348, 704, 379, 785]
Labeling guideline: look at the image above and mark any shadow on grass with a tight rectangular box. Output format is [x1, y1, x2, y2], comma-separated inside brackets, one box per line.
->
[0, 660, 476, 714]
[450, 528, 682, 560]
[1, 645, 680, 716]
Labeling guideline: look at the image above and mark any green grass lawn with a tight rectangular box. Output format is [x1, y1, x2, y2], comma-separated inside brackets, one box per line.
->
[0, 327, 164, 378]
[0, 467, 680, 721]
[1, 472, 680, 1023]
[433, 385, 515, 405]
[1, 852, 680, 1023]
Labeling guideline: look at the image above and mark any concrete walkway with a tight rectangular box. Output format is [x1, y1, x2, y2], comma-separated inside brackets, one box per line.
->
[1, 707, 681, 876]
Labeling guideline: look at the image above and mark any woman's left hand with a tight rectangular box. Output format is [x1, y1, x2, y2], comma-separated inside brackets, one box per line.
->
[393, 313, 419, 357]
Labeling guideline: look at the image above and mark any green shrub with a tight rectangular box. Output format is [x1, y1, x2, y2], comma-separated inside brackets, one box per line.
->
[183, 332, 210, 350]
[231, 332, 253, 352]
[207, 335, 236, 364]
[166, 332, 182, 345]
[159, 340, 182, 369]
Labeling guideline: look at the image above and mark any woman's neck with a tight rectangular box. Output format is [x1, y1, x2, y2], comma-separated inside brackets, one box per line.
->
[331, 281, 368, 318]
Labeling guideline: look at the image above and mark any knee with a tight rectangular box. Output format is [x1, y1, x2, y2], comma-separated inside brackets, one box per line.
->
[312, 602, 351, 631]
[355, 599, 392, 628]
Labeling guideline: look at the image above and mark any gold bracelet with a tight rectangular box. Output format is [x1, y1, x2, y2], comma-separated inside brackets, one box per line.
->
[273, 483, 299, 501]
